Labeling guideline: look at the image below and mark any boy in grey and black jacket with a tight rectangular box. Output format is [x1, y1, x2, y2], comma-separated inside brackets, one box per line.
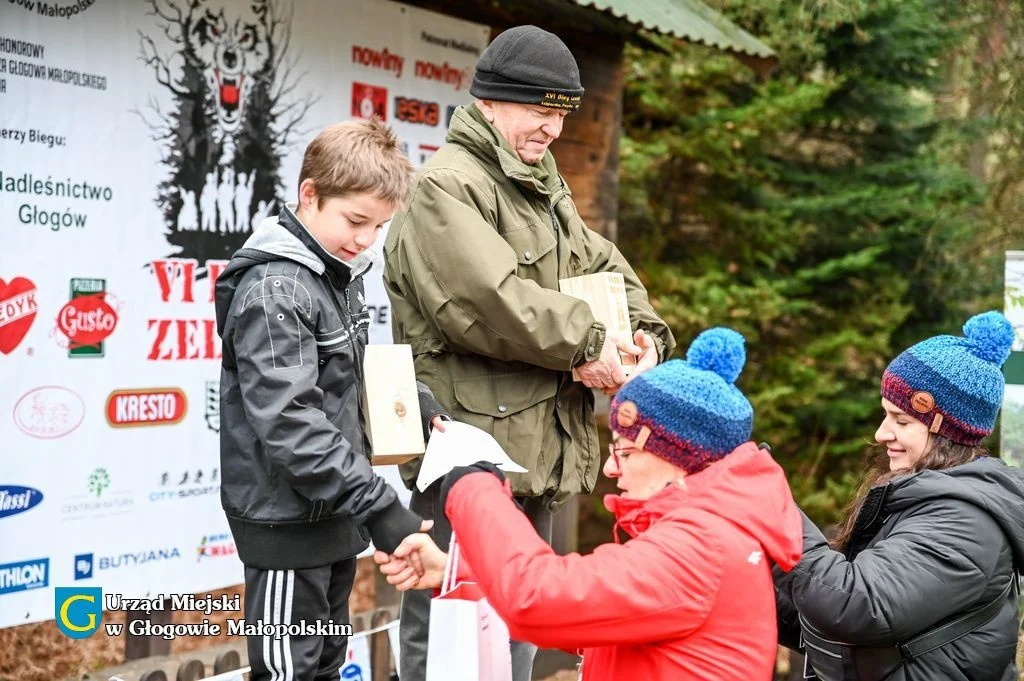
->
[214, 119, 447, 681]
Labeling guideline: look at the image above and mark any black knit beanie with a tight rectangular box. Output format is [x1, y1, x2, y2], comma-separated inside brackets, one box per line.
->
[470, 25, 584, 111]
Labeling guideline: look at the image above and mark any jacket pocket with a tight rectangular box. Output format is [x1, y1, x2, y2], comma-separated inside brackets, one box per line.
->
[502, 221, 556, 268]
[451, 370, 557, 468]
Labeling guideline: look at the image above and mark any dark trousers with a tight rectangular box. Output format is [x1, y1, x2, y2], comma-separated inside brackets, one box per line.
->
[244, 558, 357, 681]
[398, 481, 553, 681]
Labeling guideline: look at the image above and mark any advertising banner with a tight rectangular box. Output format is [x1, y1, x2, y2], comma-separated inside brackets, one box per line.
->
[0, 0, 489, 628]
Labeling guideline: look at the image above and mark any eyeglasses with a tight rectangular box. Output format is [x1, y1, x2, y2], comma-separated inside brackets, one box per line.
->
[608, 443, 640, 467]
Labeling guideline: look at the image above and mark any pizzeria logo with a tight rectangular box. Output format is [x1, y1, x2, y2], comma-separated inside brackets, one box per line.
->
[53, 278, 120, 358]
[352, 82, 387, 121]
[105, 388, 187, 428]
[395, 97, 439, 126]
[0, 276, 38, 355]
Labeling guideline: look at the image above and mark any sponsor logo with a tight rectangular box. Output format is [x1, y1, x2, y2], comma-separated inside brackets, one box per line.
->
[419, 30, 481, 56]
[74, 553, 93, 580]
[205, 380, 220, 432]
[61, 467, 133, 521]
[413, 59, 470, 91]
[94, 546, 182, 571]
[0, 275, 38, 355]
[150, 468, 219, 502]
[0, 558, 49, 595]
[53, 278, 119, 357]
[105, 388, 187, 428]
[351, 82, 387, 121]
[55, 587, 102, 639]
[350, 45, 404, 78]
[196, 532, 236, 561]
[395, 97, 439, 126]
[445, 104, 457, 128]
[13, 386, 85, 439]
[0, 485, 43, 519]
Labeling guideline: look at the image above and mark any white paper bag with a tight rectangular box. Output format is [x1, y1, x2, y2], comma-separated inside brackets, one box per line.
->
[424, 534, 512, 681]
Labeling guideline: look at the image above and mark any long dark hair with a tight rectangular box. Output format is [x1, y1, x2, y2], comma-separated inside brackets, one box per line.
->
[830, 435, 986, 551]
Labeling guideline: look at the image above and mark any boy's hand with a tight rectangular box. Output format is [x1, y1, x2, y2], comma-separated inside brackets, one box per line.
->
[373, 532, 447, 591]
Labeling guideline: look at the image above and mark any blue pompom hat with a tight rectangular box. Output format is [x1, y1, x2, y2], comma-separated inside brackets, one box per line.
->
[609, 328, 753, 474]
[881, 311, 1014, 446]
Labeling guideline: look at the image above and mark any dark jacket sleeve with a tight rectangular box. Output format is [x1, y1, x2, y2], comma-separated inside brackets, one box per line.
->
[417, 380, 449, 440]
[231, 266, 420, 548]
[773, 564, 803, 650]
[774, 502, 1003, 646]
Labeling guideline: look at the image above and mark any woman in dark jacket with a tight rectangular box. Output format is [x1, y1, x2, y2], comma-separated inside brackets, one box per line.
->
[775, 311, 1024, 681]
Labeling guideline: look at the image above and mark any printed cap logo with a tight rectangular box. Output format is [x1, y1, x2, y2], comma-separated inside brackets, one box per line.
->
[55, 586, 102, 639]
[910, 391, 935, 414]
[616, 401, 638, 428]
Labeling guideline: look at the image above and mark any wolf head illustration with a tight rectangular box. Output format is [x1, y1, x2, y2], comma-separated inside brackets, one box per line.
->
[140, 0, 312, 265]
[187, 2, 272, 138]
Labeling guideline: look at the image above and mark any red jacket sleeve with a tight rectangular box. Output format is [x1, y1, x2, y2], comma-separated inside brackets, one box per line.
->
[445, 473, 724, 649]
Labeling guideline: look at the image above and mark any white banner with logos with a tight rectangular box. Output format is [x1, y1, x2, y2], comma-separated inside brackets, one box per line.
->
[0, 0, 489, 628]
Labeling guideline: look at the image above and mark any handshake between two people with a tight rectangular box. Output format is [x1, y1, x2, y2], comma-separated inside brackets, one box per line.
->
[372, 461, 504, 592]
[578, 329, 658, 397]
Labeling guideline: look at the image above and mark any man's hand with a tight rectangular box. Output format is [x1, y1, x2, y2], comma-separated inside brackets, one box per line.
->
[602, 330, 659, 396]
[430, 416, 447, 434]
[628, 330, 658, 379]
[578, 334, 641, 389]
[373, 533, 448, 591]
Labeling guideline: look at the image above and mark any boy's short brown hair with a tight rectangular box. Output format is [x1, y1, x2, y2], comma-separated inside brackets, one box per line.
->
[298, 117, 414, 209]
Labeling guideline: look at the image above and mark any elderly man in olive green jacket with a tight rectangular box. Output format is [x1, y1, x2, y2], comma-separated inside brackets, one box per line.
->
[384, 25, 675, 681]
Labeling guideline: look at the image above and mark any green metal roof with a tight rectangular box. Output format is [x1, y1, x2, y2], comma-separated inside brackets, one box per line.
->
[570, 0, 775, 59]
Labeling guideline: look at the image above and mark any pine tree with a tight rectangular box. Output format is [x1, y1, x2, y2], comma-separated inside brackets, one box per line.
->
[618, 0, 992, 520]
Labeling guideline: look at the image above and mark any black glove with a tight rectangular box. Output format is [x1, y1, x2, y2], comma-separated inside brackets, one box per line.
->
[364, 498, 424, 555]
[439, 461, 505, 511]
[417, 387, 451, 440]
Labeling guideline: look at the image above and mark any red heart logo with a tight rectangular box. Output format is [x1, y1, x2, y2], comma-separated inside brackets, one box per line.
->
[0, 277, 39, 355]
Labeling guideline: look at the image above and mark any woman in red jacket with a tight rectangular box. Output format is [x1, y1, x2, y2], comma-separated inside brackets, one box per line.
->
[378, 328, 804, 680]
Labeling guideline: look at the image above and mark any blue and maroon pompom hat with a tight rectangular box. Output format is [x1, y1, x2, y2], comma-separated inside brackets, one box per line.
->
[609, 327, 753, 474]
[881, 311, 1014, 446]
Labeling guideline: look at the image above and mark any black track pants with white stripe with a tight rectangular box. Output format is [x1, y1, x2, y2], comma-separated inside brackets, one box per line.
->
[243, 558, 356, 681]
